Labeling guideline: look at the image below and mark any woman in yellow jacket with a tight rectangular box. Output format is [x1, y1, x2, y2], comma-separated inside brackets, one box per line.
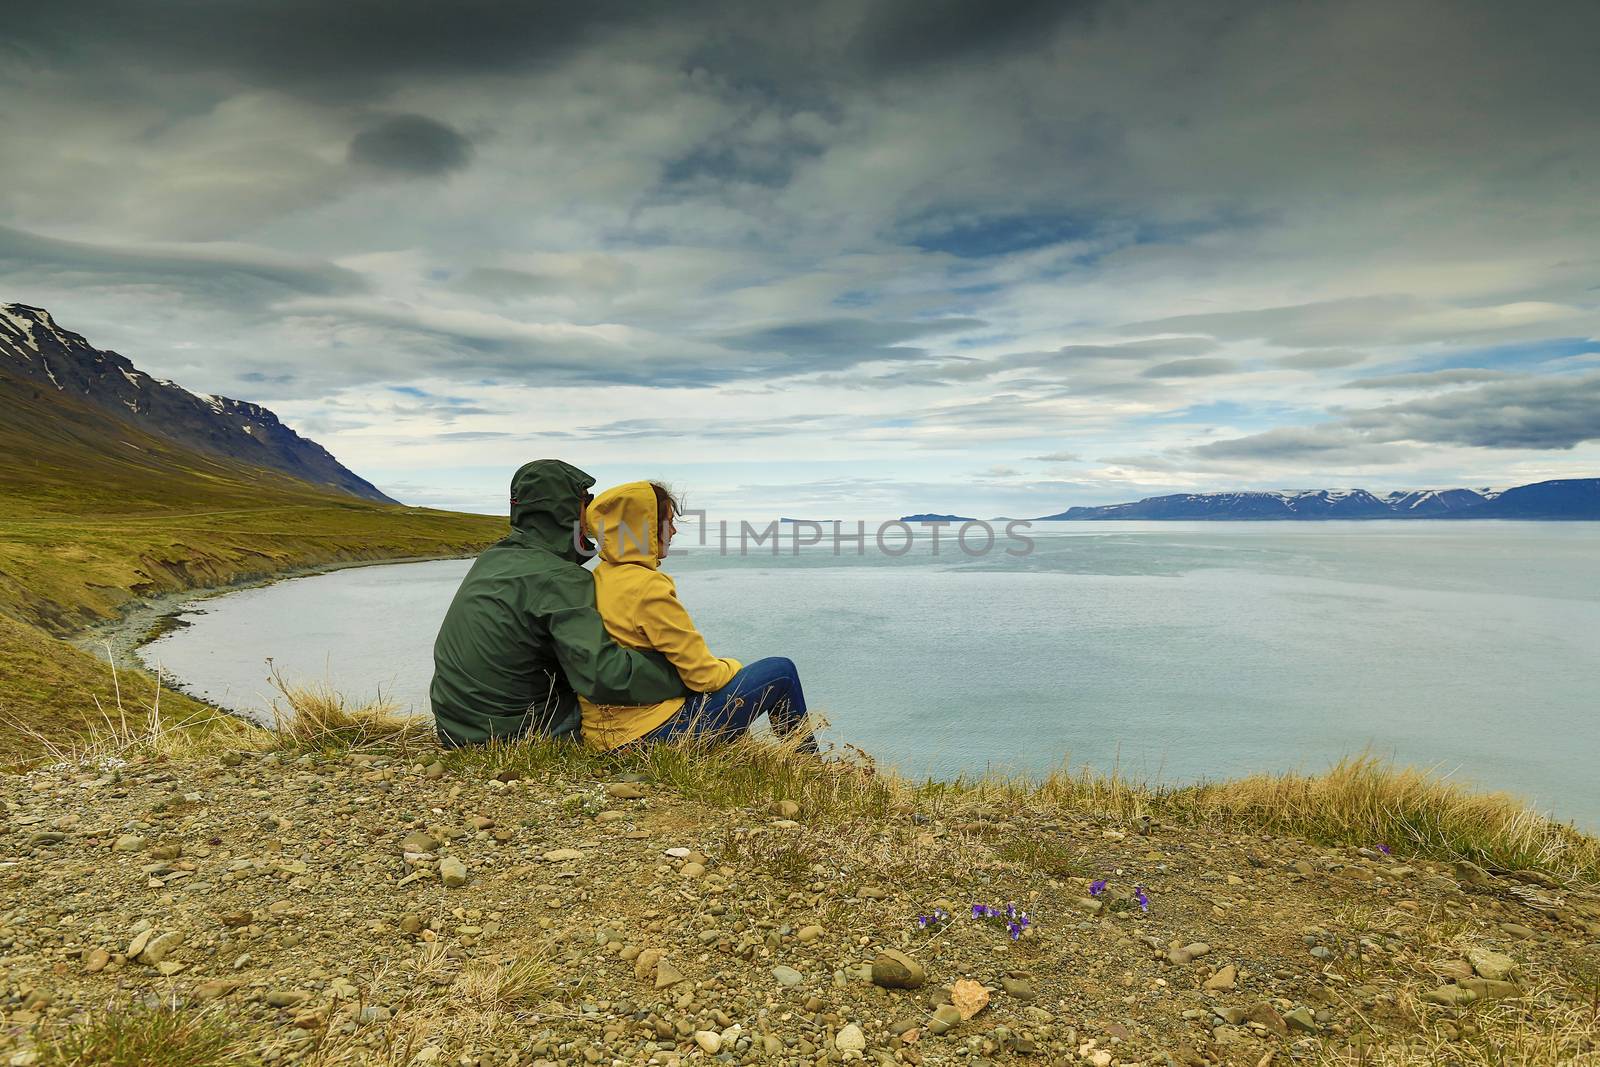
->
[579, 480, 818, 753]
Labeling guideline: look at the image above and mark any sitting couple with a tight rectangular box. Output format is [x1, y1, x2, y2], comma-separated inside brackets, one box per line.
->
[430, 459, 817, 754]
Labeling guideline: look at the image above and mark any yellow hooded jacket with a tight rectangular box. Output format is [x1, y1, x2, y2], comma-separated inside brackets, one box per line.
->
[578, 481, 741, 749]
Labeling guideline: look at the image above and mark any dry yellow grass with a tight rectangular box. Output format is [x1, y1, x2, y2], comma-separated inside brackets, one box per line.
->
[34, 671, 1600, 886]
[266, 667, 432, 756]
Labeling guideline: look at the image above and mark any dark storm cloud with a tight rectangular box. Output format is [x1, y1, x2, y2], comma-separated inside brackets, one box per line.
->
[3, 0, 700, 101]
[853, 0, 1100, 70]
[1197, 372, 1600, 461]
[0, 224, 365, 301]
[348, 115, 473, 176]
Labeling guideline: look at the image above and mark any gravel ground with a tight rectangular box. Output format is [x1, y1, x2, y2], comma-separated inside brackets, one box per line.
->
[3, 750, 1597, 1066]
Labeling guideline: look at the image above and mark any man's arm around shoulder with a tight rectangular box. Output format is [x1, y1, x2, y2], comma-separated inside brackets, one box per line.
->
[543, 565, 688, 705]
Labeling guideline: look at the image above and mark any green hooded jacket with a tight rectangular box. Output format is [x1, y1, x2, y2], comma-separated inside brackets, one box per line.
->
[430, 459, 688, 746]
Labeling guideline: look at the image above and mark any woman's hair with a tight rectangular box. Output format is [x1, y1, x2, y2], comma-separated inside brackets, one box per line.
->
[649, 481, 680, 524]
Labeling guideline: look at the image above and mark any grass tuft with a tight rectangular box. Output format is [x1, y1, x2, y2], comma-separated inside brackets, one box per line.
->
[36, 999, 260, 1067]
[267, 665, 432, 756]
[52, 670, 1600, 886]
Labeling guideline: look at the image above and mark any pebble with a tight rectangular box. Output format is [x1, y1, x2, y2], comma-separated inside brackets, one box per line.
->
[1000, 976, 1035, 1000]
[1467, 948, 1517, 981]
[797, 924, 824, 943]
[1285, 1006, 1318, 1032]
[835, 1023, 866, 1051]
[1168, 942, 1212, 965]
[655, 959, 687, 989]
[772, 965, 804, 987]
[112, 834, 147, 852]
[399, 830, 439, 855]
[542, 848, 586, 862]
[870, 949, 926, 989]
[264, 990, 311, 1007]
[927, 1004, 963, 1035]
[1203, 964, 1237, 991]
[606, 783, 646, 799]
[693, 1030, 720, 1053]
[439, 856, 468, 887]
[138, 930, 183, 965]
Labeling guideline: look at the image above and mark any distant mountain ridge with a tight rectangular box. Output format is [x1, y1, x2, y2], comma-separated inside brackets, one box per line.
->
[0, 303, 394, 503]
[1035, 480, 1599, 520]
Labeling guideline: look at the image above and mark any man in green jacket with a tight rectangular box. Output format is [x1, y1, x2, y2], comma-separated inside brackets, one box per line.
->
[430, 459, 688, 746]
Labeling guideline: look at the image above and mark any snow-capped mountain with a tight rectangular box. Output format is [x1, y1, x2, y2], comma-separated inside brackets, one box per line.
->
[0, 303, 394, 503]
[1380, 488, 1505, 514]
[1036, 481, 1597, 520]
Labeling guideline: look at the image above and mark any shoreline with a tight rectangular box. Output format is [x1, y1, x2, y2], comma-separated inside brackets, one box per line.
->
[68, 552, 476, 694]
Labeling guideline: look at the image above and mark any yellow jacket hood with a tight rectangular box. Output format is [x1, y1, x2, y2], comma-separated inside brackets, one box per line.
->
[587, 481, 663, 568]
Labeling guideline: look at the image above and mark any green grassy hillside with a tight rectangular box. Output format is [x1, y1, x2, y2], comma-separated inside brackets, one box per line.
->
[0, 368, 504, 750]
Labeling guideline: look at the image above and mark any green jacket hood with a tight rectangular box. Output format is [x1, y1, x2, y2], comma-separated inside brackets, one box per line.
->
[509, 459, 595, 562]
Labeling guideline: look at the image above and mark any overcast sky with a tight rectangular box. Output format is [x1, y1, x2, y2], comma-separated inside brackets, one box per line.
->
[3, 0, 1598, 516]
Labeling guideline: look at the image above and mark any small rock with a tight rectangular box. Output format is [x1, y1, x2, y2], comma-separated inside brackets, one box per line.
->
[439, 856, 468, 887]
[771, 799, 801, 818]
[83, 948, 111, 973]
[1071, 897, 1104, 915]
[870, 950, 926, 990]
[399, 831, 440, 855]
[423, 761, 445, 779]
[264, 990, 312, 1008]
[399, 914, 424, 935]
[1284, 1006, 1318, 1032]
[139, 930, 184, 966]
[1461, 978, 1520, 1001]
[194, 979, 244, 1001]
[927, 1004, 963, 1035]
[1168, 942, 1212, 965]
[836, 1023, 866, 1051]
[1422, 985, 1477, 1007]
[772, 965, 805, 987]
[113, 834, 147, 853]
[797, 924, 825, 943]
[1467, 948, 1517, 982]
[1244, 1003, 1286, 1035]
[542, 848, 586, 862]
[999, 976, 1035, 1000]
[950, 978, 990, 1019]
[655, 959, 686, 989]
[1202, 964, 1236, 991]
[606, 782, 646, 799]
[634, 948, 663, 980]
[693, 1030, 720, 1054]
[1455, 859, 1492, 887]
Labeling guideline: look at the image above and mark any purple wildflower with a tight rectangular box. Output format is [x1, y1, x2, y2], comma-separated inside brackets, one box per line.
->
[1135, 886, 1150, 913]
[1007, 922, 1022, 940]
[1377, 844, 1392, 856]
[916, 915, 929, 929]
[1089, 879, 1108, 897]
[972, 904, 985, 918]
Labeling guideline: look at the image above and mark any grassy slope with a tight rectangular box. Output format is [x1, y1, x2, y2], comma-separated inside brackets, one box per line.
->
[0, 369, 504, 750]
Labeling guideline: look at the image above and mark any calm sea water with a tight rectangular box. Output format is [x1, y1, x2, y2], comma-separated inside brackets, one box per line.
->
[137, 522, 1600, 828]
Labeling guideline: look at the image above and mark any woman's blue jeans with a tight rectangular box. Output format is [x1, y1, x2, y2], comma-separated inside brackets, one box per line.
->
[638, 656, 818, 753]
